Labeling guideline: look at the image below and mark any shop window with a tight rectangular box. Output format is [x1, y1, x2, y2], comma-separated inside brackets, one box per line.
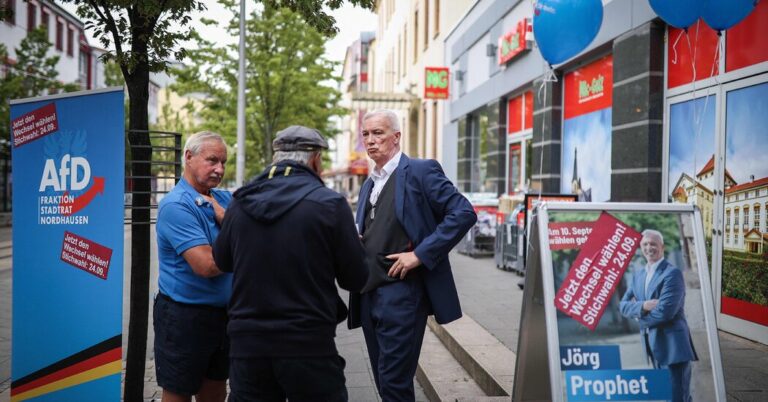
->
[509, 143, 521, 193]
[561, 55, 613, 201]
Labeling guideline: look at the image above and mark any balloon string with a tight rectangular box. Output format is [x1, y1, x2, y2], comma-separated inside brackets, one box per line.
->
[671, 28, 684, 65]
[686, 24, 699, 192]
[527, 64, 558, 268]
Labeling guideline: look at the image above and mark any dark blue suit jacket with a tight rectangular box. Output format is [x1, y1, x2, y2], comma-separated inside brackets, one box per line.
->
[347, 154, 476, 328]
[619, 259, 698, 367]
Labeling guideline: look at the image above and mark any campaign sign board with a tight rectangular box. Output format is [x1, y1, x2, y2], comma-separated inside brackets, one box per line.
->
[554, 212, 642, 331]
[10, 88, 124, 402]
[513, 203, 726, 402]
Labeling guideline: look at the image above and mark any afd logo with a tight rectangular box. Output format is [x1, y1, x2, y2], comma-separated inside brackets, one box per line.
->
[39, 154, 91, 192]
[36, 131, 107, 225]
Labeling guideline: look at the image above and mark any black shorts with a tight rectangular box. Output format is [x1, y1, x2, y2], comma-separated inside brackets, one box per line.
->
[153, 292, 229, 396]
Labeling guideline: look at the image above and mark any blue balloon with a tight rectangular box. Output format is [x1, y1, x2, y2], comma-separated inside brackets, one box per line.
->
[701, 0, 758, 31]
[649, 0, 701, 29]
[533, 0, 603, 66]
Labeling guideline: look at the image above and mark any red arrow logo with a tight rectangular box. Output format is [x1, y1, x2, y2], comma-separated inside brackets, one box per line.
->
[59, 176, 105, 216]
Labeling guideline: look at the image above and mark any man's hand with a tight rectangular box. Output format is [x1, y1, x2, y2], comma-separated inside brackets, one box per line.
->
[642, 299, 658, 313]
[387, 252, 421, 279]
[202, 194, 225, 225]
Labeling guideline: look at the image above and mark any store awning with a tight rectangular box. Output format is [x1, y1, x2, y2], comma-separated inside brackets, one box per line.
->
[350, 91, 419, 111]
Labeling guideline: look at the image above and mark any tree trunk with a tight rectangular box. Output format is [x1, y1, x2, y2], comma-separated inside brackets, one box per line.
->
[123, 65, 152, 402]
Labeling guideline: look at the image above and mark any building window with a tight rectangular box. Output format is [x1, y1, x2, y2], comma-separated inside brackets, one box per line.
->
[56, 19, 63, 50]
[735, 208, 740, 226]
[413, 10, 418, 62]
[726, 209, 730, 227]
[41, 8, 48, 33]
[2, 0, 16, 25]
[744, 206, 750, 229]
[755, 205, 760, 229]
[402, 25, 407, 76]
[434, 0, 440, 38]
[423, 0, 429, 49]
[27, 2, 36, 30]
[67, 27, 74, 56]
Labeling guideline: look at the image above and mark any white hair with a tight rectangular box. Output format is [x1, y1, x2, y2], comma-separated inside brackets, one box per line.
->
[642, 229, 664, 245]
[273, 150, 320, 165]
[183, 131, 225, 163]
[363, 109, 401, 132]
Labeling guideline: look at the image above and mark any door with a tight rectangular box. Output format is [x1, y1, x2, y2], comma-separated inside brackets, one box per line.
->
[716, 75, 768, 343]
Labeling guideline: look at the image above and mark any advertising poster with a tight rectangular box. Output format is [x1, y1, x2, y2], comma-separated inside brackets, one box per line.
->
[561, 55, 613, 202]
[721, 82, 768, 326]
[547, 208, 720, 401]
[10, 88, 124, 402]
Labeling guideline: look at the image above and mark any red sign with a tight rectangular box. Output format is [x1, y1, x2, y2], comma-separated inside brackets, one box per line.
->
[554, 212, 641, 331]
[667, 21, 719, 89]
[548, 222, 594, 250]
[726, 1, 768, 72]
[564, 55, 613, 119]
[11, 103, 59, 148]
[60, 231, 114, 280]
[498, 19, 532, 65]
[424, 67, 450, 99]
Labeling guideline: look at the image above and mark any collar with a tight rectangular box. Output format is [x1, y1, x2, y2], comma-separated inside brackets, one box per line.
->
[646, 258, 663, 273]
[371, 151, 402, 180]
[179, 178, 213, 207]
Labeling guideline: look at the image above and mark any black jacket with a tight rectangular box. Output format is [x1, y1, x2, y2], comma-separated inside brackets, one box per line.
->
[213, 161, 367, 357]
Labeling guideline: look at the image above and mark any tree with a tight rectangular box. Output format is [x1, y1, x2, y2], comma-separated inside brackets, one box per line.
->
[0, 27, 78, 153]
[174, 2, 346, 178]
[63, 0, 373, 399]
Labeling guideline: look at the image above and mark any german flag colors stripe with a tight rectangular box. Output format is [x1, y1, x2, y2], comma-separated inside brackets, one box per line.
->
[11, 335, 121, 401]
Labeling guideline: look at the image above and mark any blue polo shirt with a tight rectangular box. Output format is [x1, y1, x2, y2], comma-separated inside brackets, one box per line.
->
[156, 178, 232, 307]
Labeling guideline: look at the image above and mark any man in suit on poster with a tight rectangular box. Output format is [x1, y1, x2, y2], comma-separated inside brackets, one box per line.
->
[620, 229, 698, 402]
[347, 109, 476, 401]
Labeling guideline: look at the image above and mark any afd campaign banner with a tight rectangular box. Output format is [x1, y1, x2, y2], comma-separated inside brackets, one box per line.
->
[554, 212, 642, 331]
[10, 88, 124, 402]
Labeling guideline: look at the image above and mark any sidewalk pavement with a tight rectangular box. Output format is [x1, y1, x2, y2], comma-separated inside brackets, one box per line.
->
[1, 223, 767, 401]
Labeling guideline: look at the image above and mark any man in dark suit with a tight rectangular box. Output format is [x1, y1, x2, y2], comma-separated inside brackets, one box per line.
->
[348, 109, 476, 401]
[620, 229, 698, 402]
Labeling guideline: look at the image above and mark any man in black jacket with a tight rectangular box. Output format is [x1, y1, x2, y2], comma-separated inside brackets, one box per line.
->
[213, 125, 368, 401]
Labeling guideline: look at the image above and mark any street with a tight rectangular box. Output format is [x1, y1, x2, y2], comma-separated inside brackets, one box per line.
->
[1, 225, 767, 401]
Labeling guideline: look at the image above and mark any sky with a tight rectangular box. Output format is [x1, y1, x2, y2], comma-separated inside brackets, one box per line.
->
[59, 1, 378, 67]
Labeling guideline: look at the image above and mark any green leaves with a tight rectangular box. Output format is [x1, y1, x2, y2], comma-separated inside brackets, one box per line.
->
[173, 4, 347, 178]
[0, 28, 79, 149]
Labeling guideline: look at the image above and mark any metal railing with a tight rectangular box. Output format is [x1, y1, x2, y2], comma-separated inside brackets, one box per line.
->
[124, 130, 182, 225]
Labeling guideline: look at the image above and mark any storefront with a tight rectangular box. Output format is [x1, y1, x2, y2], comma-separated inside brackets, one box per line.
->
[444, 0, 767, 344]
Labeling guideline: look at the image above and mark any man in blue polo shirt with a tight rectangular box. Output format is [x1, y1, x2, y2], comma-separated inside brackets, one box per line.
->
[155, 131, 232, 402]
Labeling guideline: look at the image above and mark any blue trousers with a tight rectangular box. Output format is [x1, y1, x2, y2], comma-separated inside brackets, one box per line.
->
[360, 274, 430, 402]
[667, 361, 692, 402]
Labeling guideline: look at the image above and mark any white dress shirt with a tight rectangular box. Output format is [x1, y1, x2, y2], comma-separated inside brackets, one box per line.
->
[368, 151, 402, 209]
[644, 258, 663, 298]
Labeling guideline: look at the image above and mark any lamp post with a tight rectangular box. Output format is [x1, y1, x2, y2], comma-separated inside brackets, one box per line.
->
[236, 0, 246, 187]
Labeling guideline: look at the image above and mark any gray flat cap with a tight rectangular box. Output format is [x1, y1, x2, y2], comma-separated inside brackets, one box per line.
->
[272, 125, 329, 152]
